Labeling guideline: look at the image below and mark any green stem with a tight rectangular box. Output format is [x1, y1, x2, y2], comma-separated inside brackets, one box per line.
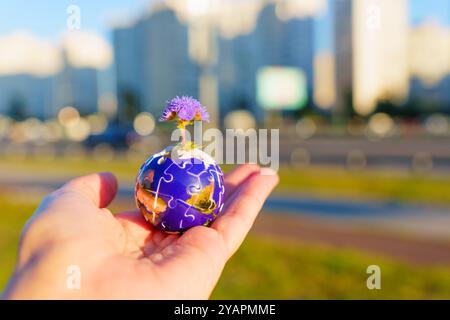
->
[177, 120, 187, 145]
[181, 128, 186, 145]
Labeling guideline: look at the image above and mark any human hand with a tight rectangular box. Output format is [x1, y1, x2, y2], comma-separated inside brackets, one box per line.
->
[3, 164, 278, 299]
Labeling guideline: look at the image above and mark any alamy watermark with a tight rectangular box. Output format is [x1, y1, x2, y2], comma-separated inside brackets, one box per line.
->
[67, 4, 81, 30]
[169, 121, 279, 175]
[366, 265, 381, 290]
[366, 4, 382, 31]
[66, 264, 81, 290]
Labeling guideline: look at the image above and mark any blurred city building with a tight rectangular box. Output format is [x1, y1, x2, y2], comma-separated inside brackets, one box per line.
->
[0, 31, 111, 120]
[408, 20, 450, 110]
[353, 0, 410, 115]
[217, 1, 315, 123]
[333, 0, 353, 117]
[113, 3, 200, 122]
[313, 52, 336, 111]
[114, 0, 318, 125]
[333, 0, 450, 116]
[52, 58, 99, 117]
[112, 18, 145, 122]
[0, 74, 54, 120]
[0, 0, 449, 133]
[0, 32, 60, 119]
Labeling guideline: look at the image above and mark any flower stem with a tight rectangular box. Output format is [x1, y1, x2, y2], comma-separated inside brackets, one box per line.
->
[181, 128, 186, 145]
[177, 120, 187, 145]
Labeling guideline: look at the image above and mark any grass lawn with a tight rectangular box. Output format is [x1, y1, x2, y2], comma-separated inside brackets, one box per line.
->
[213, 236, 450, 299]
[277, 166, 450, 206]
[1, 195, 450, 299]
[0, 196, 37, 290]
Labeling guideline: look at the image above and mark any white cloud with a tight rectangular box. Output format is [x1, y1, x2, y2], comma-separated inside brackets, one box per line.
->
[275, 0, 327, 20]
[0, 30, 113, 77]
[167, 0, 326, 39]
[0, 32, 63, 76]
[62, 31, 113, 70]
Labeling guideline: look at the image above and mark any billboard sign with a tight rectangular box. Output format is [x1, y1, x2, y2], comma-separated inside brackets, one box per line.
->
[256, 66, 307, 110]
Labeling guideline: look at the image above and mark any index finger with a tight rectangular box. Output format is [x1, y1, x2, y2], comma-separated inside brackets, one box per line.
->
[224, 164, 261, 200]
[212, 168, 279, 258]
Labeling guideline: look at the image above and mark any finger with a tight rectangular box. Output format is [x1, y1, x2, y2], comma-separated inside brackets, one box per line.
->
[224, 164, 260, 200]
[17, 173, 119, 265]
[154, 164, 262, 264]
[141, 167, 277, 299]
[212, 168, 279, 257]
[134, 168, 278, 298]
[60, 172, 118, 208]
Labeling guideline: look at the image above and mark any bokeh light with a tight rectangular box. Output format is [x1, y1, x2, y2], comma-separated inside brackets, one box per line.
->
[224, 110, 256, 130]
[425, 114, 449, 136]
[87, 113, 108, 135]
[367, 113, 396, 138]
[295, 117, 317, 139]
[133, 112, 155, 136]
[65, 118, 91, 142]
[58, 106, 80, 128]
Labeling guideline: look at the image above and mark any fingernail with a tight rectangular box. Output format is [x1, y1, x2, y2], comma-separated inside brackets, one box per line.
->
[259, 167, 278, 176]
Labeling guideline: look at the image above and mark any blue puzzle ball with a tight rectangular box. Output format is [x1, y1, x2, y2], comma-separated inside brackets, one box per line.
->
[135, 146, 225, 233]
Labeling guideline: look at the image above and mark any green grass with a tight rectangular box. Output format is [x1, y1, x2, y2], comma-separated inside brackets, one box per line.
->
[1, 195, 450, 299]
[213, 237, 450, 299]
[0, 196, 37, 290]
[278, 166, 450, 206]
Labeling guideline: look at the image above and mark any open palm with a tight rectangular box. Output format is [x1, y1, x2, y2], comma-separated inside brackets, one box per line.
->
[3, 164, 278, 299]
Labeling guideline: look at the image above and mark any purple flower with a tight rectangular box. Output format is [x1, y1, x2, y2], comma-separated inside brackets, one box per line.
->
[160, 96, 209, 122]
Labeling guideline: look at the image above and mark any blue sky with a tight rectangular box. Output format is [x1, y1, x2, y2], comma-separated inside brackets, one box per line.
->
[410, 0, 450, 26]
[0, 0, 448, 53]
[0, 0, 151, 41]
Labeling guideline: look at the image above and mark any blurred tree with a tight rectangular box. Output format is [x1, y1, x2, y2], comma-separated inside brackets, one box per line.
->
[120, 89, 140, 123]
[292, 98, 331, 122]
[234, 97, 250, 111]
[342, 89, 357, 118]
[374, 97, 443, 119]
[8, 95, 27, 121]
[375, 99, 402, 116]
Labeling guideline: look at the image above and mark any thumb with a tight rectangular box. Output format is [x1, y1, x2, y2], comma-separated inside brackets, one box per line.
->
[61, 172, 118, 208]
[15, 173, 119, 268]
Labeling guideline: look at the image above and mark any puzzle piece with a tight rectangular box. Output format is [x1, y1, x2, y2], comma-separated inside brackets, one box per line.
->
[136, 151, 226, 232]
[174, 163, 225, 221]
[206, 166, 226, 209]
[157, 158, 195, 209]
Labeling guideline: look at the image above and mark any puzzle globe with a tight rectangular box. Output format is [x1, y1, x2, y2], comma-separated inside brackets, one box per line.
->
[135, 145, 225, 233]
